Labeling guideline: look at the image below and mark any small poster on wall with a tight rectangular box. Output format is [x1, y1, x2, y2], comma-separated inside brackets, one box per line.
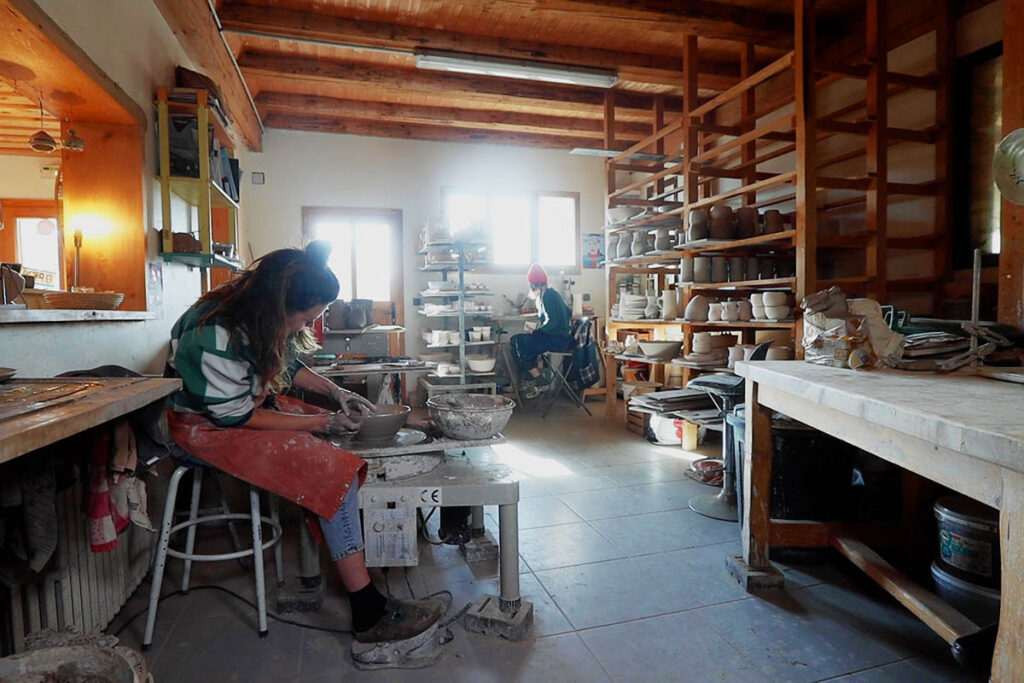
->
[582, 233, 604, 269]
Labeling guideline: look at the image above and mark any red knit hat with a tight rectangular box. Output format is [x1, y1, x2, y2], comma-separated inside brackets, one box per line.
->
[526, 263, 548, 284]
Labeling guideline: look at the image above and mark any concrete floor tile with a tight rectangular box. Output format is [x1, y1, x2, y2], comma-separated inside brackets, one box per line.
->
[518, 522, 626, 571]
[579, 609, 773, 683]
[538, 471, 619, 495]
[443, 632, 612, 683]
[589, 508, 739, 556]
[515, 495, 584, 529]
[556, 487, 667, 521]
[828, 657, 983, 682]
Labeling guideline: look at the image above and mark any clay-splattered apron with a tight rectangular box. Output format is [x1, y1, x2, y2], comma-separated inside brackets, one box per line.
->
[166, 395, 366, 519]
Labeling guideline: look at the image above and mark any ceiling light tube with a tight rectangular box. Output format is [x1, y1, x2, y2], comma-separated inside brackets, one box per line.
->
[414, 49, 618, 88]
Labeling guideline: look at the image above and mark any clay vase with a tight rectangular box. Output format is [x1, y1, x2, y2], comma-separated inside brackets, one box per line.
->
[675, 287, 686, 318]
[607, 233, 620, 259]
[631, 230, 646, 257]
[736, 206, 759, 238]
[680, 257, 694, 282]
[644, 294, 661, 319]
[722, 300, 740, 322]
[709, 216, 735, 240]
[683, 294, 710, 321]
[707, 302, 723, 322]
[746, 257, 760, 280]
[728, 256, 745, 282]
[660, 290, 679, 320]
[711, 256, 728, 283]
[654, 228, 672, 251]
[710, 204, 733, 222]
[693, 257, 712, 283]
[689, 208, 710, 226]
[687, 222, 709, 242]
[617, 233, 632, 259]
[764, 209, 785, 234]
[737, 299, 753, 321]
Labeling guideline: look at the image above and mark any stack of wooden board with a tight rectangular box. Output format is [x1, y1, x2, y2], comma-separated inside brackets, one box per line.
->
[628, 388, 715, 416]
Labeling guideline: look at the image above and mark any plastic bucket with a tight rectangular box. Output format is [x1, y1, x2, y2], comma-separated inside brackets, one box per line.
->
[934, 496, 1000, 589]
[931, 561, 1000, 626]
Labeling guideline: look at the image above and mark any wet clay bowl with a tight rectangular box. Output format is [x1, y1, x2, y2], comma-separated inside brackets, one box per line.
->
[356, 404, 411, 442]
[427, 394, 515, 441]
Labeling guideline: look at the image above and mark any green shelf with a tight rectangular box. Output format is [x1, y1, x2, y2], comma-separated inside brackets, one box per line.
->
[162, 252, 243, 270]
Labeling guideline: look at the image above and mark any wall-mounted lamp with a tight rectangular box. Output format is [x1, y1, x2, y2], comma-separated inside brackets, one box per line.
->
[414, 49, 618, 88]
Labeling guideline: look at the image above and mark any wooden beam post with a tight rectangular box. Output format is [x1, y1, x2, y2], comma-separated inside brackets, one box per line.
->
[740, 43, 757, 205]
[794, 0, 817, 354]
[933, 0, 952, 317]
[1000, 0, 1024, 327]
[682, 36, 699, 317]
[865, 0, 888, 303]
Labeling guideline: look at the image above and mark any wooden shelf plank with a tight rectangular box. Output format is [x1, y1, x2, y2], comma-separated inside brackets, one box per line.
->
[689, 52, 795, 119]
[691, 113, 795, 165]
[687, 277, 796, 290]
[683, 229, 796, 254]
[687, 172, 797, 211]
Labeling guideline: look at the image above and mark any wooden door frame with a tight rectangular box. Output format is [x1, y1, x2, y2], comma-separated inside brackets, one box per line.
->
[0, 198, 63, 290]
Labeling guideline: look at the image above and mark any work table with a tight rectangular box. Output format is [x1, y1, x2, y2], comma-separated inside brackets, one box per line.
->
[731, 360, 1024, 682]
[0, 377, 181, 464]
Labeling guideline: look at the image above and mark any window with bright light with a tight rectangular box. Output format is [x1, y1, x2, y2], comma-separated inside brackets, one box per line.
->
[444, 190, 579, 270]
[303, 209, 399, 302]
[16, 217, 62, 290]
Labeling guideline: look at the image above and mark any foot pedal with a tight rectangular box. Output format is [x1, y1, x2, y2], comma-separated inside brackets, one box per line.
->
[350, 622, 443, 671]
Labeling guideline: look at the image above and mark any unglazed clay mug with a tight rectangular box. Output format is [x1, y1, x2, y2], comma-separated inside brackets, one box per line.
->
[764, 209, 785, 234]
[709, 216, 734, 240]
[680, 257, 694, 282]
[728, 257, 745, 282]
[736, 206, 759, 238]
[693, 257, 711, 283]
[711, 256, 728, 282]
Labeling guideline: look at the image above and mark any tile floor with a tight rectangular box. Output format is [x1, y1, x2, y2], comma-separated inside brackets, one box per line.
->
[108, 403, 983, 682]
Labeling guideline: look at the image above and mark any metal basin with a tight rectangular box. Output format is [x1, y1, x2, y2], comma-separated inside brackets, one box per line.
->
[426, 394, 515, 441]
[356, 404, 411, 442]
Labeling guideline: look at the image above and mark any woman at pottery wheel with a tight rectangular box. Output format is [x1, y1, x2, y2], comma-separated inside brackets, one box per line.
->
[164, 241, 442, 646]
[511, 263, 572, 399]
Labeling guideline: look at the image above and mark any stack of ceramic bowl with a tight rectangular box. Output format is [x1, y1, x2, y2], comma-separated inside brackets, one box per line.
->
[761, 291, 791, 321]
[606, 206, 635, 226]
[618, 293, 647, 320]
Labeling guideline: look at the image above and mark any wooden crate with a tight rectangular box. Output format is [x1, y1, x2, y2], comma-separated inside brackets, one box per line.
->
[626, 408, 652, 436]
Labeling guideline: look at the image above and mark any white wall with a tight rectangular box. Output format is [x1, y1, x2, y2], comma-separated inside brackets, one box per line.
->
[0, 0, 218, 376]
[0, 156, 56, 199]
[244, 130, 607, 358]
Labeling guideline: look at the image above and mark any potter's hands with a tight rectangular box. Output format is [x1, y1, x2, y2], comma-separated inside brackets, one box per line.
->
[324, 410, 363, 435]
[328, 385, 375, 418]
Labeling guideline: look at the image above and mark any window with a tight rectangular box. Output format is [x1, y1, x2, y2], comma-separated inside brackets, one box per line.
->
[17, 216, 62, 290]
[443, 189, 580, 271]
[301, 207, 402, 304]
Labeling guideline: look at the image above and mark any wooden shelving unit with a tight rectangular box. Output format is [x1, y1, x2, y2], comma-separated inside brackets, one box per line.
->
[600, 0, 951, 420]
[156, 87, 242, 291]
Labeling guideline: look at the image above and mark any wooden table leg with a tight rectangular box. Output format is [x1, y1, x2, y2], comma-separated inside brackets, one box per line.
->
[993, 469, 1024, 681]
[726, 378, 784, 590]
[604, 354, 619, 420]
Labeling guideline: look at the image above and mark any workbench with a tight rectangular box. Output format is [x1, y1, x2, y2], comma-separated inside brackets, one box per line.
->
[0, 377, 181, 464]
[731, 361, 1024, 681]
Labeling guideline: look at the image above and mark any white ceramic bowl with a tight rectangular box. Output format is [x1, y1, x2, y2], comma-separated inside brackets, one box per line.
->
[751, 305, 766, 319]
[765, 305, 790, 320]
[637, 340, 683, 360]
[466, 356, 497, 373]
[427, 280, 456, 291]
[762, 291, 788, 307]
[749, 292, 763, 306]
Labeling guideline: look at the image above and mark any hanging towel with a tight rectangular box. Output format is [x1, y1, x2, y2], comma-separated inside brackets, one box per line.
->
[87, 420, 152, 552]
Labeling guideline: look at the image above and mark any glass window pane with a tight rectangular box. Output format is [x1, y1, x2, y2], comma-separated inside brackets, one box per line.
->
[314, 221, 353, 300]
[447, 193, 487, 236]
[354, 222, 390, 301]
[537, 196, 576, 266]
[16, 217, 61, 290]
[491, 196, 531, 266]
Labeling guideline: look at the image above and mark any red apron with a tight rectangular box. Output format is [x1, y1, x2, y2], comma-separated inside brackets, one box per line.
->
[166, 395, 366, 519]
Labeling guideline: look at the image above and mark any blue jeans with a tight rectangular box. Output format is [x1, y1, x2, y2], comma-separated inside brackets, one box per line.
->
[318, 477, 363, 561]
[510, 332, 569, 373]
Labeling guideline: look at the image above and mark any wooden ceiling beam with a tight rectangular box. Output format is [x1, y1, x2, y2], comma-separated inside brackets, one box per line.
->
[151, 0, 263, 151]
[483, 0, 794, 48]
[218, 3, 741, 91]
[255, 91, 654, 140]
[239, 52, 683, 116]
[261, 113, 603, 149]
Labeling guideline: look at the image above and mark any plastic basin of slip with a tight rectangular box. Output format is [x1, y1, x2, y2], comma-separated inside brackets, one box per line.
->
[426, 394, 515, 440]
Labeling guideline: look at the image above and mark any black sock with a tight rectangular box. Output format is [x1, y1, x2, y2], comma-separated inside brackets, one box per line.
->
[349, 581, 387, 632]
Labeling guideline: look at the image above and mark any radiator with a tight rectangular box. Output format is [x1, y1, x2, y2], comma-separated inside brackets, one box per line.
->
[1, 465, 155, 655]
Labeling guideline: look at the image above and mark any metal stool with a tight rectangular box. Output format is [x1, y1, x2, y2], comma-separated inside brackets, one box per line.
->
[142, 453, 284, 650]
[687, 341, 772, 522]
[539, 351, 592, 417]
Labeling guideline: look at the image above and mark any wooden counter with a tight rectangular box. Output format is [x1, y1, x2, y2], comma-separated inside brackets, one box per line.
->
[731, 361, 1024, 682]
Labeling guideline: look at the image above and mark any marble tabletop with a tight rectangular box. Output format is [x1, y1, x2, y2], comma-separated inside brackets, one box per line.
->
[735, 361, 1024, 474]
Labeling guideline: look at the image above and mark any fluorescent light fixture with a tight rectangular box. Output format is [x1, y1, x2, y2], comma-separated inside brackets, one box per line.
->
[414, 49, 618, 89]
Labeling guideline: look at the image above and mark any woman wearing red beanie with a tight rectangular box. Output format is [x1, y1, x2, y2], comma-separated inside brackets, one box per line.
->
[511, 264, 572, 398]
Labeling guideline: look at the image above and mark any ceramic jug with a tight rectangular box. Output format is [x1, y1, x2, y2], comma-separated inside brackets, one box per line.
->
[607, 233, 620, 260]
[707, 302, 723, 321]
[737, 299, 753, 321]
[631, 230, 646, 257]
[654, 228, 672, 251]
[722, 300, 740, 322]
[644, 294, 660, 319]
[617, 234, 632, 259]
[660, 290, 678, 320]
[683, 294, 710, 321]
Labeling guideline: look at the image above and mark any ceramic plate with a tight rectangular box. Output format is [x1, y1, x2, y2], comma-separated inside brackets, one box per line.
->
[0, 368, 16, 382]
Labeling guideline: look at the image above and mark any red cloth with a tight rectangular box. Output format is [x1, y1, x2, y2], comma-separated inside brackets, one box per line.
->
[86, 423, 132, 552]
[526, 263, 548, 284]
[166, 396, 366, 520]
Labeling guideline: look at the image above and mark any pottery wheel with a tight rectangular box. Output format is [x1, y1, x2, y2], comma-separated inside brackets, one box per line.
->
[332, 429, 440, 481]
[342, 428, 428, 450]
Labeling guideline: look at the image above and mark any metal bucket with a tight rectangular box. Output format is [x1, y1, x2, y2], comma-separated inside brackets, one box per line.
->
[934, 495, 1001, 589]
[931, 561, 1000, 626]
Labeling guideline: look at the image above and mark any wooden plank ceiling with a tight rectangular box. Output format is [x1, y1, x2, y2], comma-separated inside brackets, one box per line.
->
[0, 81, 61, 157]
[214, 0, 864, 150]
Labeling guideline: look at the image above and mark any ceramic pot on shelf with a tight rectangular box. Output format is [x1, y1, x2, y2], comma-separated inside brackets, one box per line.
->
[631, 230, 647, 257]
[728, 257, 745, 282]
[607, 233, 620, 260]
[722, 300, 740, 322]
[617, 234, 632, 259]
[727, 345, 745, 369]
[710, 204, 733, 222]
[688, 222, 710, 242]
[654, 228, 672, 251]
[764, 209, 785, 234]
[661, 290, 679, 320]
[709, 216, 735, 240]
[689, 209, 710, 226]
[746, 257, 760, 280]
[684, 294, 710, 322]
[693, 257, 712, 283]
[711, 256, 728, 283]
[645, 294, 661, 320]
[737, 299, 753, 321]
[707, 302, 723, 322]
[675, 287, 686, 318]
[680, 257, 694, 282]
[736, 206, 759, 238]
[759, 257, 776, 280]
